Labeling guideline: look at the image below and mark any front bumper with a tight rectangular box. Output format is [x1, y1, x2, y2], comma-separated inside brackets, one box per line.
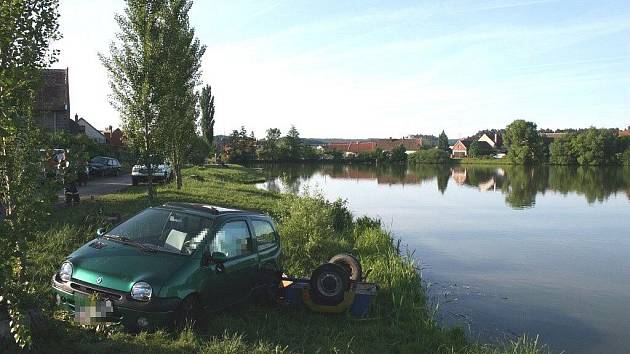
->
[51, 273, 181, 331]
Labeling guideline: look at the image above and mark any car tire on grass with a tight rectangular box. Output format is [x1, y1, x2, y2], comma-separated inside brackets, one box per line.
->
[174, 295, 202, 329]
[329, 253, 362, 281]
[309, 263, 350, 306]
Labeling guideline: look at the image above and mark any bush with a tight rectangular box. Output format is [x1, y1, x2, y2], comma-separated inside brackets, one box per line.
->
[622, 147, 630, 166]
[274, 191, 354, 275]
[408, 149, 451, 164]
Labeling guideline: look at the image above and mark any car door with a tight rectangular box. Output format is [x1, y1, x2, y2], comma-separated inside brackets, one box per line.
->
[250, 217, 281, 271]
[199, 218, 258, 309]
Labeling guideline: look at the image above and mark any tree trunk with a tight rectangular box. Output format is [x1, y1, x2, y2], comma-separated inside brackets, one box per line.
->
[144, 121, 154, 204]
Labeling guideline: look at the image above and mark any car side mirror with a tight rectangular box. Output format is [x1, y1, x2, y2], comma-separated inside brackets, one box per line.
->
[96, 227, 106, 237]
[211, 251, 227, 264]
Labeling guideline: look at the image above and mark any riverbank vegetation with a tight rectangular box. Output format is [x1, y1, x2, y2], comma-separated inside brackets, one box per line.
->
[4, 166, 549, 353]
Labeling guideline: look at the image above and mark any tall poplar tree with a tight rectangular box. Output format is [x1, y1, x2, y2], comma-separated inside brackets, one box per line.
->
[156, 0, 205, 189]
[100, 0, 166, 202]
[200, 84, 215, 145]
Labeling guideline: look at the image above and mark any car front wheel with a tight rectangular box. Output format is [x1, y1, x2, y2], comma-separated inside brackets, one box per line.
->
[174, 295, 202, 329]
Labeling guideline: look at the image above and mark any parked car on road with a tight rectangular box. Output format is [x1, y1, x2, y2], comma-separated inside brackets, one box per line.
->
[51, 202, 282, 331]
[89, 156, 122, 177]
[131, 162, 172, 186]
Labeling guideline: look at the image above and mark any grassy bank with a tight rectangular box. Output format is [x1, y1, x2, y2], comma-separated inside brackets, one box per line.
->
[457, 157, 513, 165]
[16, 166, 547, 353]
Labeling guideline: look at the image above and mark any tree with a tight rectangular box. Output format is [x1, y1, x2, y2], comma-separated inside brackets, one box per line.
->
[155, 0, 205, 189]
[504, 120, 544, 164]
[438, 130, 449, 151]
[284, 125, 302, 160]
[259, 128, 281, 160]
[570, 128, 618, 166]
[549, 137, 576, 165]
[200, 84, 215, 145]
[0, 0, 61, 348]
[390, 145, 407, 163]
[188, 134, 211, 165]
[468, 141, 481, 158]
[227, 126, 256, 162]
[100, 0, 167, 202]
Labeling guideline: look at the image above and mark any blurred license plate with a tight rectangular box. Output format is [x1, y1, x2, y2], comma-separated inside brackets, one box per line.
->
[75, 295, 114, 325]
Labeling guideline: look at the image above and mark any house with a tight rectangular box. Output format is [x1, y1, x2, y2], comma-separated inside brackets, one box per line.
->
[325, 138, 423, 154]
[102, 126, 125, 147]
[477, 132, 502, 148]
[619, 127, 630, 137]
[450, 139, 493, 158]
[33, 68, 80, 133]
[75, 115, 107, 143]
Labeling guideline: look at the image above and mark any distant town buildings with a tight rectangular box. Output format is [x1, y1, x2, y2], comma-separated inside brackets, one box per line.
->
[102, 126, 125, 147]
[76, 114, 107, 143]
[619, 127, 630, 137]
[325, 138, 422, 155]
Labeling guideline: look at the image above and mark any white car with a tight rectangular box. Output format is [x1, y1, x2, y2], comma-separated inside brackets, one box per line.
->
[131, 163, 173, 186]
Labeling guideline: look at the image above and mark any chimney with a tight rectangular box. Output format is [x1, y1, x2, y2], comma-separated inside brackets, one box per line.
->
[494, 132, 498, 143]
[74, 113, 78, 122]
[109, 125, 113, 132]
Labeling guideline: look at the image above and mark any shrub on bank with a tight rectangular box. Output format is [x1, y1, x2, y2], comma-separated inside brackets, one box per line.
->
[622, 147, 630, 166]
[408, 149, 452, 164]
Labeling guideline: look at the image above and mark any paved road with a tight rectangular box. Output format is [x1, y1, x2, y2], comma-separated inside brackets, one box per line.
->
[57, 174, 131, 203]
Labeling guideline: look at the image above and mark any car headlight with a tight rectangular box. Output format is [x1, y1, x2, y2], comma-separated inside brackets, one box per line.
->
[131, 282, 152, 301]
[59, 261, 73, 282]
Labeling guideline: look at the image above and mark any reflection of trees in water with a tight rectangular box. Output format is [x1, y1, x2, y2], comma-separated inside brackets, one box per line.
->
[252, 163, 630, 207]
[500, 166, 548, 209]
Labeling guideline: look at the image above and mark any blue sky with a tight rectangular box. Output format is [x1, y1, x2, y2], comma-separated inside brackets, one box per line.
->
[55, 0, 630, 138]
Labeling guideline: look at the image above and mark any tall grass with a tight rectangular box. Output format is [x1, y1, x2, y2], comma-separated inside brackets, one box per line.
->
[14, 165, 548, 353]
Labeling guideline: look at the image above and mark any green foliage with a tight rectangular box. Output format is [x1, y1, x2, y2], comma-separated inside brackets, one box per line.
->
[275, 192, 354, 275]
[282, 125, 303, 161]
[468, 141, 481, 158]
[623, 147, 630, 166]
[227, 126, 256, 163]
[187, 134, 210, 165]
[548, 137, 576, 165]
[99, 0, 166, 201]
[408, 149, 452, 164]
[390, 144, 407, 162]
[438, 130, 449, 151]
[199, 84, 215, 145]
[258, 128, 282, 161]
[549, 128, 620, 166]
[0, 0, 61, 348]
[504, 120, 545, 164]
[571, 128, 618, 166]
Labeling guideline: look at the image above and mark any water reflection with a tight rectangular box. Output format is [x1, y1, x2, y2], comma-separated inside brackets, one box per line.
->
[254, 163, 630, 209]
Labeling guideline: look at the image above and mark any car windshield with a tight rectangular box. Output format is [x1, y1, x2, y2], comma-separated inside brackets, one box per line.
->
[105, 208, 212, 255]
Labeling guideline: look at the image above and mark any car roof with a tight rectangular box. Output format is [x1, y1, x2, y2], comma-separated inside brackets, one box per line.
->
[161, 202, 267, 218]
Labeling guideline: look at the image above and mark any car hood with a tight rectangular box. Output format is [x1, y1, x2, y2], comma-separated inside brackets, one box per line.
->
[67, 238, 190, 294]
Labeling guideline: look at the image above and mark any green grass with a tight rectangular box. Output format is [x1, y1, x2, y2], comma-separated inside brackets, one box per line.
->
[16, 165, 549, 353]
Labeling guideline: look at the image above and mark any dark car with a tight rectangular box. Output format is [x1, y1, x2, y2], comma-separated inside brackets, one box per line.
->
[89, 156, 122, 177]
[51, 202, 282, 331]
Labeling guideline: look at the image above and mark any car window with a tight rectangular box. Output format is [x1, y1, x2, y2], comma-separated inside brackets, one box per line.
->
[252, 220, 276, 251]
[106, 208, 212, 255]
[208, 221, 252, 258]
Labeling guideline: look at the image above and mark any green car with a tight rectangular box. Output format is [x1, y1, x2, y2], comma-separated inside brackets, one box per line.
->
[51, 202, 282, 330]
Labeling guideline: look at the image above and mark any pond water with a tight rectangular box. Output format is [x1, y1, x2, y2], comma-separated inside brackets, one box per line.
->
[253, 163, 630, 354]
